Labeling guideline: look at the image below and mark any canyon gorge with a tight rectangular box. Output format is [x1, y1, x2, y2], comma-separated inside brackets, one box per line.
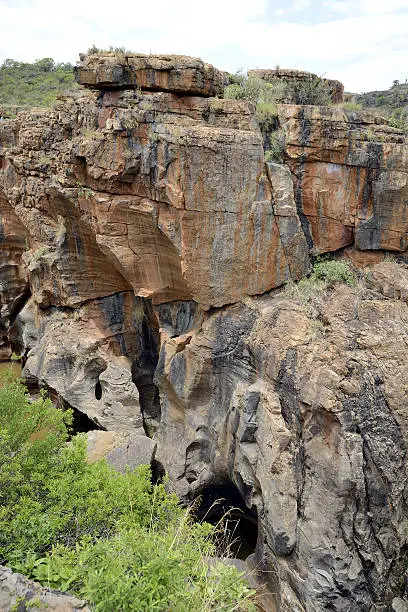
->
[0, 52, 408, 611]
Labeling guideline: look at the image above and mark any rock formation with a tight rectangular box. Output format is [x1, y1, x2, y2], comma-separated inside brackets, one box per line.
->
[249, 68, 344, 104]
[0, 51, 407, 611]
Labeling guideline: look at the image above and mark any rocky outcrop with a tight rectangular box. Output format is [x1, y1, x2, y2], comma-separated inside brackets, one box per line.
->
[0, 53, 408, 611]
[74, 52, 229, 96]
[0, 191, 29, 359]
[257, 99, 408, 269]
[155, 262, 408, 611]
[249, 68, 344, 104]
[279, 104, 408, 255]
[0, 566, 90, 611]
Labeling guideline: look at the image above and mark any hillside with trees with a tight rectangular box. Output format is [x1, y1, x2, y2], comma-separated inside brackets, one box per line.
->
[0, 58, 76, 110]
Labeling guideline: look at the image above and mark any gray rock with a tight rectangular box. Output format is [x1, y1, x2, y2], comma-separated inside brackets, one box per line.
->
[0, 566, 90, 611]
[86, 430, 157, 473]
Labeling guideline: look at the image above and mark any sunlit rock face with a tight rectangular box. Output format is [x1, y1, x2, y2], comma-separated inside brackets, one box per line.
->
[0, 52, 408, 611]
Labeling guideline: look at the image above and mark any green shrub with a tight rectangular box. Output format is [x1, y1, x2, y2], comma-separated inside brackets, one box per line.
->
[284, 277, 328, 319]
[283, 75, 332, 106]
[283, 257, 356, 318]
[340, 102, 363, 111]
[256, 101, 278, 132]
[0, 376, 255, 611]
[312, 257, 356, 285]
[264, 130, 286, 163]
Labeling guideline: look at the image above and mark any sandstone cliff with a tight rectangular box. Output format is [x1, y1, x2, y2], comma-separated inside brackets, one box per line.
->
[0, 52, 407, 611]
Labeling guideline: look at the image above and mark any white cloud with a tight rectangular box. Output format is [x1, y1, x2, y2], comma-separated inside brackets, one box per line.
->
[0, 0, 407, 92]
[276, 0, 312, 14]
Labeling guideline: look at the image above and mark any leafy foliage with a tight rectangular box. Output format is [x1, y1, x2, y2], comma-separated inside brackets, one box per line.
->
[312, 257, 356, 285]
[0, 58, 76, 108]
[0, 376, 255, 611]
[264, 131, 286, 163]
[224, 72, 332, 108]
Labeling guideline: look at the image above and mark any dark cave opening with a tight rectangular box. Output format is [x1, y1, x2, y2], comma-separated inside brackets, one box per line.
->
[70, 404, 102, 434]
[192, 482, 259, 561]
[94, 380, 102, 401]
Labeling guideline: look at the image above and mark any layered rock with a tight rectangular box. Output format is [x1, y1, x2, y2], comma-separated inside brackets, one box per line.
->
[279, 104, 408, 255]
[0, 53, 408, 611]
[0, 75, 310, 310]
[74, 52, 229, 96]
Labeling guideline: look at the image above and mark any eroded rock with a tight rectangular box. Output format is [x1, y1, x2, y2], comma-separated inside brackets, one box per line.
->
[155, 264, 408, 611]
[86, 430, 157, 472]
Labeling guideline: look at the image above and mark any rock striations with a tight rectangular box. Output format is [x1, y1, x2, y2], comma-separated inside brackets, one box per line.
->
[0, 52, 407, 611]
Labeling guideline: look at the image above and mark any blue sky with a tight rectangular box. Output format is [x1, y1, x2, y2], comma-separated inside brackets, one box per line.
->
[1, 0, 407, 92]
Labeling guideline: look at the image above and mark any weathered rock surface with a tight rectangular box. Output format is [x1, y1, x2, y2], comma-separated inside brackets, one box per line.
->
[0, 566, 90, 611]
[0, 191, 29, 359]
[279, 104, 408, 255]
[1, 53, 408, 612]
[23, 292, 160, 432]
[86, 429, 157, 471]
[0, 74, 310, 310]
[75, 52, 229, 96]
[155, 262, 408, 611]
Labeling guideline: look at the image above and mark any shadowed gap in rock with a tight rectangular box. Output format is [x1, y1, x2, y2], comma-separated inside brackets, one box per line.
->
[191, 482, 259, 561]
[131, 304, 162, 436]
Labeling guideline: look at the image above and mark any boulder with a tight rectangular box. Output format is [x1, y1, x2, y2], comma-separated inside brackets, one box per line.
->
[0, 566, 90, 612]
[86, 430, 157, 472]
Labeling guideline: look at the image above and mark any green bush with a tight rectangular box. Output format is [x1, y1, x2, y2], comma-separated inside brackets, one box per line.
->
[224, 73, 332, 108]
[284, 75, 332, 106]
[284, 257, 356, 318]
[312, 257, 356, 285]
[340, 102, 363, 111]
[0, 376, 255, 611]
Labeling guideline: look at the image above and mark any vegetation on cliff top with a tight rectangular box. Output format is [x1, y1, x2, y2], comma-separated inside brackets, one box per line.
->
[0, 374, 255, 611]
[357, 80, 408, 130]
[0, 58, 76, 109]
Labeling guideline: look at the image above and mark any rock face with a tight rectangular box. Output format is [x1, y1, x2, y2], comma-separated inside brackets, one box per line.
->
[279, 104, 408, 255]
[75, 52, 229, 96]
[155, 263, 408, 611]
[0, 191, 28, 359]
[0, 53, 408, 611]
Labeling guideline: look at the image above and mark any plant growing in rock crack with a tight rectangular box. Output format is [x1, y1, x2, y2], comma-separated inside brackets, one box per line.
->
[76, 181, 93, 199]
[82, 128, 105, 140]
[264, 130, 286, 163]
